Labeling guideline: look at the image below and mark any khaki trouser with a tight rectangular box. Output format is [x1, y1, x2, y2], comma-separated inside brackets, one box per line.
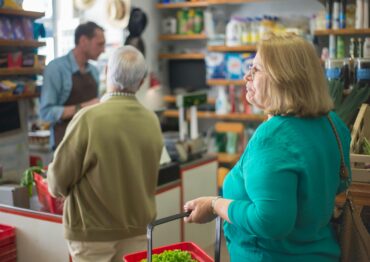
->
[67, 235, 147, 262]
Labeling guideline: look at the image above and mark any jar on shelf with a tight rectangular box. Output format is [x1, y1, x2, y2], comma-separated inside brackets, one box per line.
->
[325, 58, 351, 89]
[355, 58, 370, 87]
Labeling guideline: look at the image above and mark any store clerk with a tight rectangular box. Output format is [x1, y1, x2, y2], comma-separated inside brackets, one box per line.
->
[39, 21, 105, 150]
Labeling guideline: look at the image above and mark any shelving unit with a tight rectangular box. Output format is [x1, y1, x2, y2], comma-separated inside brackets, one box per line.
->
[0, 67, 44, 76]
[0, 39, 46, 48]
[163, 109, 266, 122]
[156, 0, 262, 9]
[0, 93, 40, 103]
[156, 1, 209, 9]
[207, 45, 257, 52]
[314, 28, 370, 36]
[159, 53, 205, 60]
[159, 34, 207, 41]
[207, 79, 245, 86]
[0, 8, 44, 100]
[0, 8, 44, 19]
[164, 95, 215, 104]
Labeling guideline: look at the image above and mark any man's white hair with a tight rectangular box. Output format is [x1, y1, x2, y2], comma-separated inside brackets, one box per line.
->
[107, 45, 148, 93]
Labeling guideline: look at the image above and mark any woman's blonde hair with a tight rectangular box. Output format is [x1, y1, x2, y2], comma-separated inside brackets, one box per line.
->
[257, 33, 333, 117]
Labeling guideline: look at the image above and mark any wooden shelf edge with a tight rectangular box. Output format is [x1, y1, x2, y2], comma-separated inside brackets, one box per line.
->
[0, 8, 44, 19]
[207, 45, 257, 52]
[217, 152, 241, 164]
[159, 53, 205, 60]
[156, 1, 209, 9]
[207, 79, 245, 86]
[156, 0, 263, 9]
[208, 0, 263, 5]
[159, 34, 207, 41]
[0, 93, 40, 103]
[163, 109, 266, 121]
[0, 67, 44, 76]
[0, 39, 46, 48]
[314, 28, 370, 36]
[163, 95, 215, 104]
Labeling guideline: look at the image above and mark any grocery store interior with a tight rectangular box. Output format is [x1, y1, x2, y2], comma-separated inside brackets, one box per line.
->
[0, 0, 369, 261]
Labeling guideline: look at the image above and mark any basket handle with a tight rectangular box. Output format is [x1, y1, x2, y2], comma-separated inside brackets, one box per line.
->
[146, 211, 222, 262]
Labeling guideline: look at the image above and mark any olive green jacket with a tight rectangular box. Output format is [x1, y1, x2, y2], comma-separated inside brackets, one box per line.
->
[48, 96, 163, 241]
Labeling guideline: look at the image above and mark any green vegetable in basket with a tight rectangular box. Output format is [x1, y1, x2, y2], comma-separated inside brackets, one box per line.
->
[140, 249, 197, 262]
[362, 137, 370, 155]
[20, 166, 46, 196]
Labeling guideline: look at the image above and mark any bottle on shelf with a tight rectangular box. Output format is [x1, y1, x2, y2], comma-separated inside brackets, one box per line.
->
[332, 0, 340, 29]
[363, 37, 370, 58]
[337, 36, 345, 58]
[329, 35, 336, 58]
[226, 17, 242, 46]
[339, 0, 347, 28]
[357, 37, 364, 58]
[215, 86, 229, 115]
[326, 0, 333, 29]
[350, 37, 358, 58]
[355, 0, 363, 29]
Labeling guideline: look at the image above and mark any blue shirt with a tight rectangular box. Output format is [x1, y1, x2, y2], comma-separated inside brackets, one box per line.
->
[223, 112, 351, 262]
[39, 50, 99, 147]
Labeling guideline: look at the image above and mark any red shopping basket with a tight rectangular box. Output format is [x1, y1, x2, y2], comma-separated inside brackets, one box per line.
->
[123, 212, 222, 262]
[0, 224, 17, 262]
[34, 172, 64, 214]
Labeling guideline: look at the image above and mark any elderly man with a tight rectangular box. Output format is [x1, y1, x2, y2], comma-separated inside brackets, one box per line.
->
[40, 21, 105, 150]
[47, 46, 164, 262]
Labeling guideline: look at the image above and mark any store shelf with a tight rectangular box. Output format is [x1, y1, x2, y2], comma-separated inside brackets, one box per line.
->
[217, 152, 241, 164]
[208, 0, 262, 5]
[163, 109, 266, 121]
[0, 39, 46, 48]
[0, 92, 39, 103]
[0, 67, 43, 76]
[156, 0, 262, 9]
[156, 1, 209, 9]
[314, 28, 370, 36]
[159, 53, 205, 60]
[160, 34, 207, 41]
[164, 95, 215, 104]
[0, 8, 44, 19]
[207, 45, 257, 52]
[207, 79, 245, 86]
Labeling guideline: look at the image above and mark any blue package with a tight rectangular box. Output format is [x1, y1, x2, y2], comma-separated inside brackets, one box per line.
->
[226, 53, 242, 80]
[241, 53, 255, 76]
[205, 52, 226, 79]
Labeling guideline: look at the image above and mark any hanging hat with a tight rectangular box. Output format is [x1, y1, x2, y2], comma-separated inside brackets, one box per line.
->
[127, 7, 147, 37]
[74, 0, 96, 10]
[106, 0, 131, 29]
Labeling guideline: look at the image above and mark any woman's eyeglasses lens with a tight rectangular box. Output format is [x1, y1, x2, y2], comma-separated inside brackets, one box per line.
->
[248, 65, 256, 81]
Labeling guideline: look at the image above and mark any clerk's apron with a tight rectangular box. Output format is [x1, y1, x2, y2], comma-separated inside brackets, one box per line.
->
[53, 72, 97, 148]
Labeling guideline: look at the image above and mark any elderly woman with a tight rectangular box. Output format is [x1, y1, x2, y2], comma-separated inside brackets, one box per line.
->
[48, 46, 163, 261]
[184, 33, 351, 262]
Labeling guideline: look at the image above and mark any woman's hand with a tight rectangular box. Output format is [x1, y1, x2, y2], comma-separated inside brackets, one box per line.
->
[183, 197, 216, 224]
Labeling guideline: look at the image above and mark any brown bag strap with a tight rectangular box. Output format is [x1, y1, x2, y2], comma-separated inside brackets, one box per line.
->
[327, 115, 349, 180]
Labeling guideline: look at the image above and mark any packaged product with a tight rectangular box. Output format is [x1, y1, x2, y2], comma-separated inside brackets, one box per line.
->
[205, 52, 226, 79]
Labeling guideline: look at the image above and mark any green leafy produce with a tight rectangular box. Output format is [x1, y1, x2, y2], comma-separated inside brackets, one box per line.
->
[362, 137, 370, 155]
[328, 80, 370, 126]
[20, 166, 46, 196]
[140, 249, 197, 262]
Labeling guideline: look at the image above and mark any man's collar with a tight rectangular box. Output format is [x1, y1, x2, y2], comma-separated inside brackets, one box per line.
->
[68, 50, 92, 74]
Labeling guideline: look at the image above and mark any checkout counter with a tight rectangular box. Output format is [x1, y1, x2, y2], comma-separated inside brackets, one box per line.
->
[0, 155, 218, 262]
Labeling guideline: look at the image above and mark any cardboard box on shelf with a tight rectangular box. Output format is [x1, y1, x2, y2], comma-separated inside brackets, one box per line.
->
[0, 184, 29, 208]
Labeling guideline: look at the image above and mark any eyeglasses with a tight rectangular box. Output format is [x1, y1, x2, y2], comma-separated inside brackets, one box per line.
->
[246, 64, 263, 81]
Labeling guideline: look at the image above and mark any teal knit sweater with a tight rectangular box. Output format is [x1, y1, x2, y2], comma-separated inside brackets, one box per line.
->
[223, 112, 351, 262]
